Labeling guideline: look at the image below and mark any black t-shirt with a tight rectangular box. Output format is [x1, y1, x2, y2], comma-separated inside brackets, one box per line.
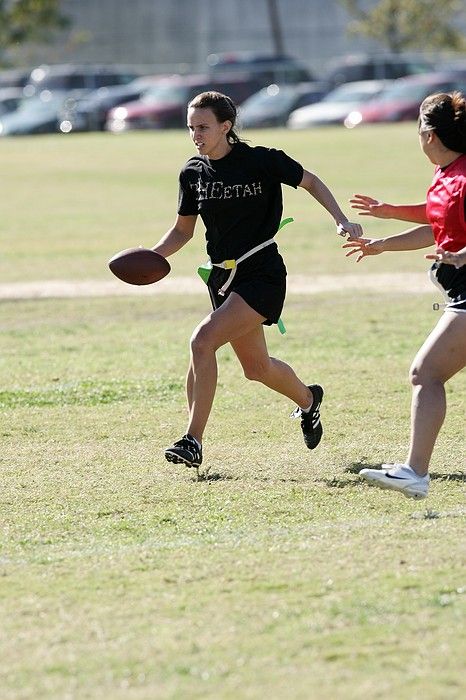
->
[177, 142, 304, 263]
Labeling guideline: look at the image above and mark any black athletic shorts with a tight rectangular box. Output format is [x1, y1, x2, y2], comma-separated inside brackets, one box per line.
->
[207, 244, 287, 325]
[430, 262, 466, 312]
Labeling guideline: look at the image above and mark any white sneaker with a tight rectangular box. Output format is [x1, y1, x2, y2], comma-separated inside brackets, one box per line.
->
[359, 463, 429, 499]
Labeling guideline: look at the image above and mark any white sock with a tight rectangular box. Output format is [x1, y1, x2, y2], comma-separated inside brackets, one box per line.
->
[406, 465, 428, 479]
[301, 403, 313, 414]
[398, 464, 427, 479]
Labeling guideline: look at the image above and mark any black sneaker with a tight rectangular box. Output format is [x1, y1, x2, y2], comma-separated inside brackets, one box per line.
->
[292, 384, 324, 450]
[165, 434, 203, 468]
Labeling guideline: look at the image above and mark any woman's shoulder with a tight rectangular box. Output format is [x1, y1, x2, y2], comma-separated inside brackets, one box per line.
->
[440, 153, 466, 182]
[455, 153, 466, 174]
[179, 155, 208, 176]
[236, 141, 288, 161]
[239, 141, 279, 154]
[182, 154, 206, 168]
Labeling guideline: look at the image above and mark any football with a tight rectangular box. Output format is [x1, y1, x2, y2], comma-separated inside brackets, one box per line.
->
[108, 247, 171, 285]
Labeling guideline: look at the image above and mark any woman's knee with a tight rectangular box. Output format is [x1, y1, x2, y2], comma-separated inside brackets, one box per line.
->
[242, 358, 271, 382]
[409, 314, 466, 388]
[190, 324, 215, 358]
[409, 359, 444, 388]
[409, 362, 423, 388]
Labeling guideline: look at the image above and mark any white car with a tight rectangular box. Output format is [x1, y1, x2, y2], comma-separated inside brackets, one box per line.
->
[287, 79, 391, 128]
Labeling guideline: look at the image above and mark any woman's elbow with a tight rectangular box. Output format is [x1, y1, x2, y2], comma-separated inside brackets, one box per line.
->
[299, 169, 318, 192]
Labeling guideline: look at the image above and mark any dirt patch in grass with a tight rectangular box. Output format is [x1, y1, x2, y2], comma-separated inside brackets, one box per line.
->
[0, 272, 432, 299]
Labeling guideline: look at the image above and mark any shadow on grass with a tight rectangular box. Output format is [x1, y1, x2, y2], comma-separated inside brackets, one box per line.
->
[252, 476, 306, 483]
[198, 473, 317, 485]
[429, 471, 465, 483]
[314, 462, 379, 488]
[195, 472, 239, 483]
[344, 462, 380, 474]
[195, 465, 465, 486]
[319, 476, 362, 489]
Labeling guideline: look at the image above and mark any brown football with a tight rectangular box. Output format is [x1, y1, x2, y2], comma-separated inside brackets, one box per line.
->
[108, 247, 171, 285]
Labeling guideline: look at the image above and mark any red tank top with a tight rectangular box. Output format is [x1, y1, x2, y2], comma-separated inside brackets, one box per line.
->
[426, 153, 466, 252]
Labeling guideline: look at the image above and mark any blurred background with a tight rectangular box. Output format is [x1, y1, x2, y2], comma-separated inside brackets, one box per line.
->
[1, 0, 466, 135]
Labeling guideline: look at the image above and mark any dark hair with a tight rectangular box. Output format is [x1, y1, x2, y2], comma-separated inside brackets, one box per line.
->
[188, 91, 241, 144]
[419, 91, 466, 153]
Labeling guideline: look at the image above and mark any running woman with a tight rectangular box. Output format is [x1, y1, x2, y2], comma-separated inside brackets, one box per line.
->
[151, 91, 363, 471]
[344, 91, 466, 499]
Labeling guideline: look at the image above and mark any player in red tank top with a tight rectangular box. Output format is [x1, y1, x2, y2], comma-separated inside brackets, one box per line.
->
[343, 91, 466, 499]
[426, 153, 466, 252]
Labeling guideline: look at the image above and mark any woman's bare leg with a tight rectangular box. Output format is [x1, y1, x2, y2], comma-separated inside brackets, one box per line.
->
[230, 325, 313, 407]
[406, 311, 466, 475]
[186, 292, 267, 443]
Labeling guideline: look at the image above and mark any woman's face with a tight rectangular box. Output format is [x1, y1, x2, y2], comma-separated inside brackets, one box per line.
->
[418, 115, 436, 163]
[418, 128, 432, 157]
[187, 106, 232, 159]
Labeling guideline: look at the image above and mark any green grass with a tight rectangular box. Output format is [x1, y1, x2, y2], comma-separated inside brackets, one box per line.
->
[2, 124, 433, 283]
[1, 127, 465, 699]
[2, 293, 465, 700]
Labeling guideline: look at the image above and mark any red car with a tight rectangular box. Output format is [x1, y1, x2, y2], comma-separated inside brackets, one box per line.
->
[106, 73, 262, 132]
[344, 70, 466, 128]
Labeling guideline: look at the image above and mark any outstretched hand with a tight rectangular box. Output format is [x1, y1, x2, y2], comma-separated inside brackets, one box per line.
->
[350, 194, 392, 219]
[342, 237, 385, 262]
[425, 246, 464, 269]
[336, 221, 363, 239]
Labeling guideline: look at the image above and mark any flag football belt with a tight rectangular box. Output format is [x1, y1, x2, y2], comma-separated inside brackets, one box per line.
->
[432, 290, 466, 310]
[213, 237, 277, 296]
[197, 218, 293, 335]
[429, 263, 466, 310]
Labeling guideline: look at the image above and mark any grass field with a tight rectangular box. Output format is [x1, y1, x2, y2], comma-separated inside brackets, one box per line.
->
[3, 124, 434, 282]
[1, 126, 465, 699]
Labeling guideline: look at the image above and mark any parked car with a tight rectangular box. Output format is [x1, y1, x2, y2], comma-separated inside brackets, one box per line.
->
[437, 58, 466, 72]
[287, 80, 390, 128]
[106, 74, 262, 132]
[58, 75, 166, 133]
[23, 64, 138, 98]
[0, 90, 88, 136]
[239, 82, 327, 128]
[207, 52, 314, 85]
[0, 67, 31, 89]
[344, 70, 466, 128]
[0, 88, 24, 117]
[324, 54, 433, 88]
